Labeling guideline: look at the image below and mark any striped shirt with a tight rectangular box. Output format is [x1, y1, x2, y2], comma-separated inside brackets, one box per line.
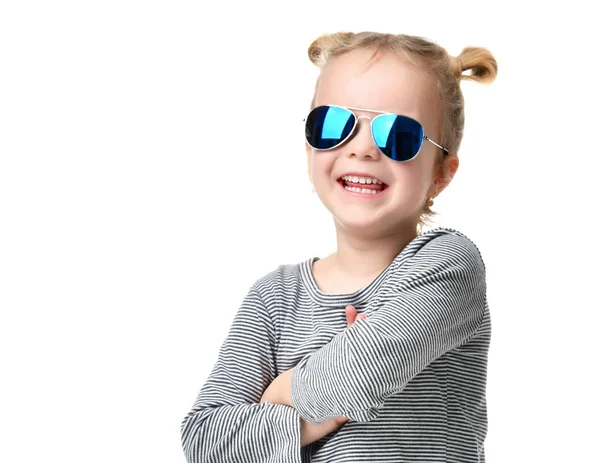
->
[181, 227, 491, 462]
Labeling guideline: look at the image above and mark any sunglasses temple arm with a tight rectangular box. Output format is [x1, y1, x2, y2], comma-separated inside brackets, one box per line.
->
[424, 136, 449, 154]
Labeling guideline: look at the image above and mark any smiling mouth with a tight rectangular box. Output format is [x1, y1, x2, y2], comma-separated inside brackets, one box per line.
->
[337, 177, 389, 194]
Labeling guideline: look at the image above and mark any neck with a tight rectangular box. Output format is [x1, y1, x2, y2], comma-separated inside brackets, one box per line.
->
[329, 221, 418, 280]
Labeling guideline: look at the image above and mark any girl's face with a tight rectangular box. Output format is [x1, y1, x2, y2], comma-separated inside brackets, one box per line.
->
[306, 48, 451, 238]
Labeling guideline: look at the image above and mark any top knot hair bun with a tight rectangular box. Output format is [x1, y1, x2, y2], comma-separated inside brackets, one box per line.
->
[453, 46, 497, 84]
[308, 32, 355, 68]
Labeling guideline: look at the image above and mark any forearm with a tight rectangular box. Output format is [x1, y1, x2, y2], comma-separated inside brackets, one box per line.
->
[290, 322, 385, 424]
[181, 401, 302, 462]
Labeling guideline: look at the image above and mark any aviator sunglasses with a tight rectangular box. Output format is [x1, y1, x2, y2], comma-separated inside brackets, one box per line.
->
[305, 105, 449, 162]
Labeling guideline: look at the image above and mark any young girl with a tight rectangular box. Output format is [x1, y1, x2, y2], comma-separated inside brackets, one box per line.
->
[181, 31, 497, 462]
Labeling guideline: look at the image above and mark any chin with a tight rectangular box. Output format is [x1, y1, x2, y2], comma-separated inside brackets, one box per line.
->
[332, 212, 386, 235]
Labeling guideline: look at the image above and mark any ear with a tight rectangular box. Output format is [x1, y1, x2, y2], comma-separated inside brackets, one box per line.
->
[429, 154, 459, 197]
[305, 141, 313, 184]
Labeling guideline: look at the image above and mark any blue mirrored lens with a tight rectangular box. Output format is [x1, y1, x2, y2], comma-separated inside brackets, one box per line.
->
[305, 106, 355, 149]
[372, 114, 424, 161]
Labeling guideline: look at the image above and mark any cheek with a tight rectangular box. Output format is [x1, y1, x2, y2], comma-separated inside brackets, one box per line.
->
[392, 160, 425, 181]
[310, 153, 335, 181]
[390, 163, 431, 197]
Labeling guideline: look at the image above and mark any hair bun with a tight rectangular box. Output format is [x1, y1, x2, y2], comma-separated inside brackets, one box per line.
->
[308, 32, 355, 68]
[454, 46, 498, 84]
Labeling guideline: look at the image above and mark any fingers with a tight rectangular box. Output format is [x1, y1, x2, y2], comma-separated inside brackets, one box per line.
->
[334, 416, 349, 425]
[346, 305, 367, 328]
[300, 417, 349, 448]
[345, 305, 357, 326]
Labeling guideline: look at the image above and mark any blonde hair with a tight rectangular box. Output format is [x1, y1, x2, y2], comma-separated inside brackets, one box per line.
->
[307, 31, 498, 232]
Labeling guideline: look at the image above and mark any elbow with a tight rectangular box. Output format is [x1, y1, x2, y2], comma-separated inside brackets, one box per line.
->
[180, 409, 210, 463]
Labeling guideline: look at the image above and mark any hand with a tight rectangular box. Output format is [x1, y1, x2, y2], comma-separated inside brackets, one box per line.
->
[345, 304, 368, 326]
[260, 305, 367, 447]
[259, 367, 294, 407]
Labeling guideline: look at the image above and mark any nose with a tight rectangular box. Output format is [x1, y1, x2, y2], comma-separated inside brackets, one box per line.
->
[347, 115, 381, 161]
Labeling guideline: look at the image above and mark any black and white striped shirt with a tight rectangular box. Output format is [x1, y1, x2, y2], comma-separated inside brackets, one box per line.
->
[181, 227, 491, 462]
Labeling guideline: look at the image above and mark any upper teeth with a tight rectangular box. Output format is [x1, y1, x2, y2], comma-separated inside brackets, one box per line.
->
[342, 175, 383, 185]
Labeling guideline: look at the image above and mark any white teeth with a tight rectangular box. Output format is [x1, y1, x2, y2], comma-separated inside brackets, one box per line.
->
[342, 175, 383, 185]
[344, 185, 380, 194]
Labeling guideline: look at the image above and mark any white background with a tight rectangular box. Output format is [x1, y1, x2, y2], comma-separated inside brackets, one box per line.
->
[1, 1, 598, 462]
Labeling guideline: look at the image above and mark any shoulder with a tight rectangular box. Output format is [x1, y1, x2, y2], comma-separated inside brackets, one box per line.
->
[244, 260, 309, 343]
[251, 260, 304, 295]
[424, 227, 485, 264]
[248, 259, 308, 313]
[378, 228, 488, 316]
[395, 227, 487, 278]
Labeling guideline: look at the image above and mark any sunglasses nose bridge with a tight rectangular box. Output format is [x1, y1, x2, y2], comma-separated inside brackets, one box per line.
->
[355, 115, 373, 123]
[353, 114, 374, 136]
[348, 114, 383, 160]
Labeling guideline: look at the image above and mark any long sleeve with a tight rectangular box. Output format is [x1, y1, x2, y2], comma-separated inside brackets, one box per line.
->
[181, 286, 302, 463]
[290, 233, 487, 424]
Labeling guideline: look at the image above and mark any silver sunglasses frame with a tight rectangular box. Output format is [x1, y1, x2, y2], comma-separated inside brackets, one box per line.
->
[304, 105, 449, 161]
